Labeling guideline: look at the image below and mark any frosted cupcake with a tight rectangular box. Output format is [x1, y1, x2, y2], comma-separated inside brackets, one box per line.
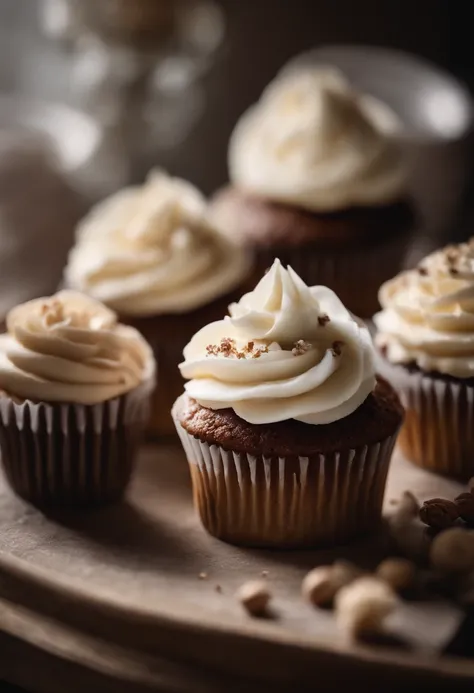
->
[210, 68, 415, 318]
[65, 170, 252, 436]
[0, 291, 155, 506]
[375, 239, 474, 479]
[173, 260, 403, 548]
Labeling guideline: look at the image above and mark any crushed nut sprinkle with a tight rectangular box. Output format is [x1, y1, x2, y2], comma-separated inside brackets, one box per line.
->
[292, 340, 311, 356]
[206, 338, 269, 359]
[331, 341, 345, 357]
[318, 314, 330, 327]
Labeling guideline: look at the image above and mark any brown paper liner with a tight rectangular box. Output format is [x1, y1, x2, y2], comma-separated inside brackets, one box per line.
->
[379, 361, 474, 479]
[254, 230, 413, 319]
[0, 380, 152, 507]
[173, 415, 399, 548]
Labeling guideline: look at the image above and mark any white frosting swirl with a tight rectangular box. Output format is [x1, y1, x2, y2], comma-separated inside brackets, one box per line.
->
[65, 171, 251, 316]
[180, 260, 375, 425]
[229, 67, 406, 212]
[374, 239, 474, 378]
[0, 291, 155, 404]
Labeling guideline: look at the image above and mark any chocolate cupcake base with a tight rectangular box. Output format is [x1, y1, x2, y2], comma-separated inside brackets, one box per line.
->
[126, 288, 251, 439]
[173, 381, 403, 548]
[377, 357, 474, 480]
[210, 187, 416, 318]
[0, 380, 152, 507]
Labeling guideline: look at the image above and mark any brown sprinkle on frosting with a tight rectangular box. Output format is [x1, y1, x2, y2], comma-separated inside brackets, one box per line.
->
[331, 341, 345, 357]
[292, 340, 311, 356]
[318, 314, 330, 326]
[206, 338, 269, 359]
[417, 266, 428, 276]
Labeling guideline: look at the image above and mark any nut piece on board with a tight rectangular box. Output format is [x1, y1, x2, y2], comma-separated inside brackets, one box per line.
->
[419, 498, 460, 530]
[376, 558, 416, 593]
[455, 493, 474, 525]
[237, 580, 271, 617]
[430, 528, 474, 573]
[389, 491, 420, 528]
[302, 562, 361, 607]
[335, 577, 397, 640]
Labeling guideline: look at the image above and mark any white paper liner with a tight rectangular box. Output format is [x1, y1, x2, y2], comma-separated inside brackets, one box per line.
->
[174, 413, 399, 548]
[378, 358, 474, 479]
[0, 378, 153, 506]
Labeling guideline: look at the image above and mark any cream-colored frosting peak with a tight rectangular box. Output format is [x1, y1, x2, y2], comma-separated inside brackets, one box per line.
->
[374, 239, 474, 378]
[229, 67, 406, 212]
[65, 171, 251, 316]
[180, 260, 375, 425]
[0, 291, 155, 404]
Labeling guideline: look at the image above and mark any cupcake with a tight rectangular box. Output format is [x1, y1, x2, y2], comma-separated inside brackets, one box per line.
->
[374, 239, 474, 479]
[0, 291, 155, 506]
[173, 260, 403, 548]
[210, 67, 416, 318]
[65, 170, 252, 437]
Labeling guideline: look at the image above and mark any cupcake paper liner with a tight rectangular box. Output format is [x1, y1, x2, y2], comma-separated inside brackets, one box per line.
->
[0, 379, 152, 507]
[380, 362, 474, 479]
[255, 231, 412, 319]
[174, 414, 399, 548]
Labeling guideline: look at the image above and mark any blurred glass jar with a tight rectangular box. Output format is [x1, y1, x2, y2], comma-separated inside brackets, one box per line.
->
[40, 0, 224, 154]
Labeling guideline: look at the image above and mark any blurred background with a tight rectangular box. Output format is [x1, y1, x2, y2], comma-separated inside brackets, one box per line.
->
[0, 0, 473, 321]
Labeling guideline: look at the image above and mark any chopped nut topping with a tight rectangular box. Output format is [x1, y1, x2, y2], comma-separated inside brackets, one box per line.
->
[419, 498, 459, 530]
[206, 338, 269, 359]
[417, 266, 428, 276]
[318, 314, 330, 327]
[331, 340, 345, 357]
[292, 339, 311, 356]
[237, 580, 271, 617]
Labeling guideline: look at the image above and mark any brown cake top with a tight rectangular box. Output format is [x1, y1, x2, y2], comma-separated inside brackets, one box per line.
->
[174, 376, 403, 457]
[210, 186, 415, 248]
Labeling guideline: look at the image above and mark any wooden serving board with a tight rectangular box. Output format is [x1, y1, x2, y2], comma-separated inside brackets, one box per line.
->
[0, 444, 473, 693]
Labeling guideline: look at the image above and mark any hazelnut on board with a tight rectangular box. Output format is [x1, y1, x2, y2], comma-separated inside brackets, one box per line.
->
[419, 498, 459, 530]
[302, 561, 361, 607]
[237, 580, 271, 617]
[376, 558, 416, 593]
[455, 493, 474, 525]
[430, 528, 474, 573]
[335, 577, 397, 640]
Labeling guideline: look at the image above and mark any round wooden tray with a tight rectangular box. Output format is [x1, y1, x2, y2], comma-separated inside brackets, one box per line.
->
[0, 443, 473, 692]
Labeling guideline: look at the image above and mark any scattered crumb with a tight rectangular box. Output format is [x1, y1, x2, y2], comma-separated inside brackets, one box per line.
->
[389, 498, 398, 506]
[199, 572, 208, 580]
[417, 266, 428, 276]
[261, 570, 269, 578]
[237, 580, 271, 617]
[215, 584, 223, 593]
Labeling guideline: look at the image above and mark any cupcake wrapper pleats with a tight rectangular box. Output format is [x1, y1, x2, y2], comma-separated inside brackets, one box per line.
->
[0, 380, 152, 506]
[174, 413, 399, 548]
[386, 365, 474, 479]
